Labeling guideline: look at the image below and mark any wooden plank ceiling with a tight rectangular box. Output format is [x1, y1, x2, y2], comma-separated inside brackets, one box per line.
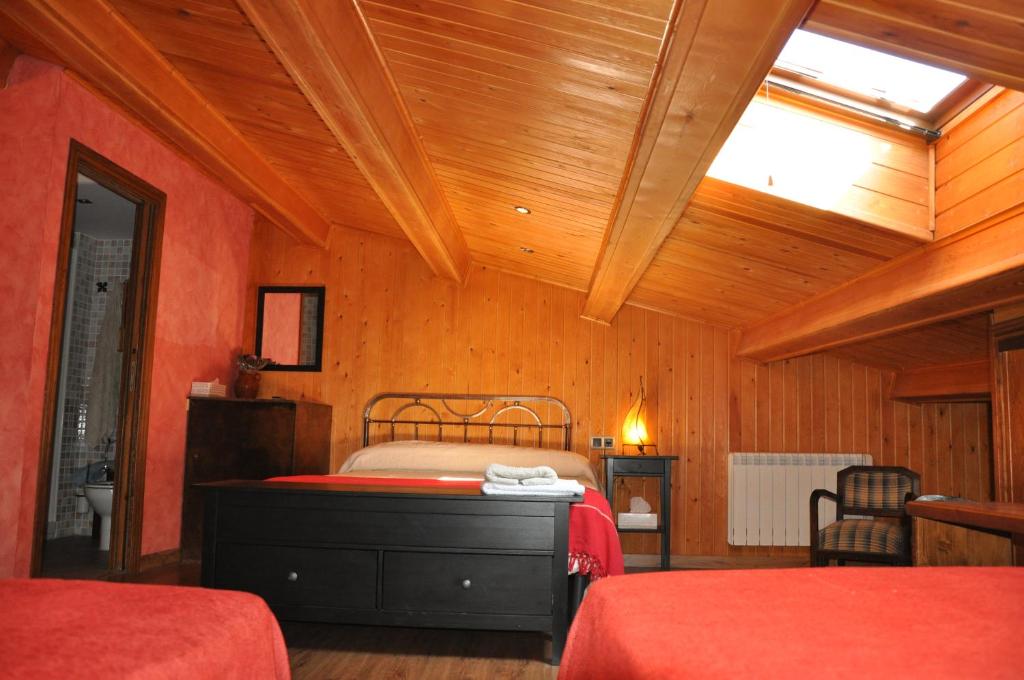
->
[627, 178, 923, 327]
[360, 0, 675, 290]
[108, 0, 404, 238]
[9, 0, 1020, 362]
[831, 313, 991, 371]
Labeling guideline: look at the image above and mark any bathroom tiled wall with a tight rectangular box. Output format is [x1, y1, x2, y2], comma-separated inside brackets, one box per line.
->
[50, 234, 133, 538]
[299, 294, 318, 365]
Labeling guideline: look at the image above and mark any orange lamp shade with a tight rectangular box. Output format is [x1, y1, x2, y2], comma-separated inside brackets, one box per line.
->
[622, 418, 648, 446]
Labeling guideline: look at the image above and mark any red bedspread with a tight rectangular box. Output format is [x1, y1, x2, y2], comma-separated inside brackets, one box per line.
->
[0, 579, 290, 680]
[558, 567, 1024, 679]
[267, 475, 624, 579]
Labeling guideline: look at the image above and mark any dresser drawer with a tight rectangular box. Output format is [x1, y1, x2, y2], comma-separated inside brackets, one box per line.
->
[612, 457, 665, 475]
[382, 552, 551, 616]
[215, 543, 377, 610]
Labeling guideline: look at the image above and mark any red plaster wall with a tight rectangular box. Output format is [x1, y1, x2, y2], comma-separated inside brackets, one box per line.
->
[0, 57, 254, 576]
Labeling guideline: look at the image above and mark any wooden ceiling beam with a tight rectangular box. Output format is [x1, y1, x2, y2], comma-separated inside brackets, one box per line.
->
[580, 0, 815, 323]
[237, 0, 470, 283]
[737, 205, 1024, 362]
[806, 0, 1024, 93]
[0, 0, 330, 247]
[890, 359, 991, 403]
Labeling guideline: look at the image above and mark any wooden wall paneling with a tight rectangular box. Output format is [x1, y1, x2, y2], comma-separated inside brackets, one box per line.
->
[806, 0, 1024, 93]
[890, 359, 992, 401]
[935, 89, 1024, 239]
[682, 321, 701, 554]
[992, 328, 1024, 507]
[250, 223, 994, 557]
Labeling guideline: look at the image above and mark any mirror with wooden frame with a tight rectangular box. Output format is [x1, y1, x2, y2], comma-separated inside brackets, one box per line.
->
[255, 286, 325, 371]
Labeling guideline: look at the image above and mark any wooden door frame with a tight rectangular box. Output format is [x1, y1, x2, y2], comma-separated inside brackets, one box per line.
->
[31, 140, 165, 576]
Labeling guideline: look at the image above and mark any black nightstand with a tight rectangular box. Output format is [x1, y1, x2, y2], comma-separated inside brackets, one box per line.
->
[602, 455, 678, 570]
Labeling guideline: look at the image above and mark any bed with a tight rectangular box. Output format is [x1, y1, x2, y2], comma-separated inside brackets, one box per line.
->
[199, 393, 622, 665]
[0, 578, 290, 680]
[557, 567, 1024, 679]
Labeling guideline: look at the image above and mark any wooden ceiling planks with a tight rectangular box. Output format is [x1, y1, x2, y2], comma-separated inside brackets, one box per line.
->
[625, 178, 923, 327]
[737, 204, 1024, 362]
[0, 0, 332, 246]
[108, 0, 404, 239]
[831, 314, 991, 371]
[237, 0, 471, 282]
[806, 0, 1024, 93]
[360, 0, 671, 290]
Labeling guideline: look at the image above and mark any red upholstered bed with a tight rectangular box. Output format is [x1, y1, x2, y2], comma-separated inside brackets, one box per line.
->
[0, 579, 290, 680]
[558, 567, 1023, 679]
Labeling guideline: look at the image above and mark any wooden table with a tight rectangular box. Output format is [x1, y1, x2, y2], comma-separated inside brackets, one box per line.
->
[907, 500, 1024, 565]
[602, 455, 677, 570]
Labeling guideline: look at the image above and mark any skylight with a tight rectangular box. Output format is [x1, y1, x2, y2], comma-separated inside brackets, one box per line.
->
[775, 30, 967, 114]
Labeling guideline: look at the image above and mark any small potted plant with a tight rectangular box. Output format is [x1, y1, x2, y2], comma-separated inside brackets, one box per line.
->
[234, 354, 270, 399]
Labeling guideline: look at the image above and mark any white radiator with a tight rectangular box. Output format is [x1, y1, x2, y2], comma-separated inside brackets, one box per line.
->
[728, 453, 872, 546]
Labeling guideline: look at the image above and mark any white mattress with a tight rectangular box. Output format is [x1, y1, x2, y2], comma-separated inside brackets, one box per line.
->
[336, 439, 600, 489]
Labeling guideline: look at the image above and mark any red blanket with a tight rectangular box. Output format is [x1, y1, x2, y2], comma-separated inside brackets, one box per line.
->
[0, 579, 290, 680]
[267, 475, 624, 579]
[559, 567, 1024, 679]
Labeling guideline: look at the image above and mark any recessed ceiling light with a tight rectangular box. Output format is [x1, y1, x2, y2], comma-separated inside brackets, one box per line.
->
[519, 246, 534, 254]
[514, 206, 531, 214]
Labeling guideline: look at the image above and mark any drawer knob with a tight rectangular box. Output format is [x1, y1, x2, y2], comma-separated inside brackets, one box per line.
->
[461, 579, 472, 590]
[287, 571, 299, 582]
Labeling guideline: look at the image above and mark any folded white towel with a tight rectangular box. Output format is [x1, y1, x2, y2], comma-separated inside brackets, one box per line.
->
[481, 479, 585, 496]
[485, 463, 558, 486]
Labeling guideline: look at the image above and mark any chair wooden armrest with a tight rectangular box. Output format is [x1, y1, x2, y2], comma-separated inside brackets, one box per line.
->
[809, 489, 839, 549]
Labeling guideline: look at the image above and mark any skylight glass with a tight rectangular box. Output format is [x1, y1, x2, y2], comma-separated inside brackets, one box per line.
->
[775, 30, 967, 114]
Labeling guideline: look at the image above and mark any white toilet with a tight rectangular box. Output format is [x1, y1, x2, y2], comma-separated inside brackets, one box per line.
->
[84, 481, 114, 551]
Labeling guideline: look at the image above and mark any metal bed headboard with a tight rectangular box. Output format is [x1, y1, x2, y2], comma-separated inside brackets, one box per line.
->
[362, 392, 572, 451]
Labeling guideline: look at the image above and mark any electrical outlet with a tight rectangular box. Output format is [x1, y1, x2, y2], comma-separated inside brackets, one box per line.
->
[590, 436, 603, 449]
[603, 437, 615, 450]
[590, 436, 616, 450]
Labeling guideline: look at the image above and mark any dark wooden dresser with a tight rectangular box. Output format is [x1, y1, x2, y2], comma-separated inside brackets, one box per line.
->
[181, 397, 332, 560]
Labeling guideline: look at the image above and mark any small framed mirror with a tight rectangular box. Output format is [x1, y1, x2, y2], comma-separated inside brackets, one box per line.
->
[255, 286, 325, 372]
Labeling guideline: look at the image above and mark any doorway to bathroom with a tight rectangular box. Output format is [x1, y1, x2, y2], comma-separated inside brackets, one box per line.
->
[33, 141, 165, 578]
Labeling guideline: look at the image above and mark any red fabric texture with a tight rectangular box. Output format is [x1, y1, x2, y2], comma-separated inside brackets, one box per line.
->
[266, 476, 624, 578]
[558, 567, 1024, 680]
[0, 579, 290, 680]
[570, 489, 624, 579]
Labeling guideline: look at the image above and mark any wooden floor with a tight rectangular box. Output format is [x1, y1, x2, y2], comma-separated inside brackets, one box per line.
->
[124, 561, 559, 678]
[116, 555, 809, 678]
[284, 622, 557, 680]
[39, 535, 109, 579]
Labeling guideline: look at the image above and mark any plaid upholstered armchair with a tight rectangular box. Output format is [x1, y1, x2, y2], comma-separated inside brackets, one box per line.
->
[810, 466, 920, 567]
